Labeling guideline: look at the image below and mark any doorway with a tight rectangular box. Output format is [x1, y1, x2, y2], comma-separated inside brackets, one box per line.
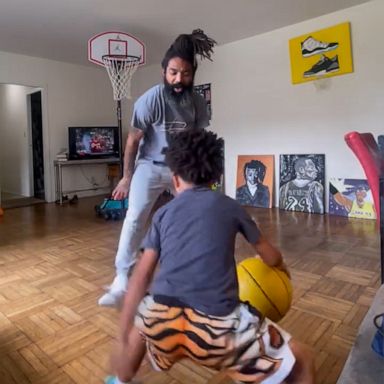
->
[0, 84, 46, 210]
[30, 91, 45, 200]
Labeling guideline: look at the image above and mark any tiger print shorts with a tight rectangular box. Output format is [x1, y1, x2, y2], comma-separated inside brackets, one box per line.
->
[134, 295, 295, 383]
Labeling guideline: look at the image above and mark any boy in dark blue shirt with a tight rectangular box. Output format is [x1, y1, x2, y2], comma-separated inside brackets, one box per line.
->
[107, 130, 315, 384]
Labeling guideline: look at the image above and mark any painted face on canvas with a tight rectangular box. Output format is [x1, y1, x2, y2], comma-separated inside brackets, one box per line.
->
[355, 188, 367, 203]
[303, 159, 318, 180]
[245, 167, 258, 185]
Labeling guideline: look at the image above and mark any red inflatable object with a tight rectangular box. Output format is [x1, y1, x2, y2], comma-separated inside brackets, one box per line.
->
[344, 131, 383, 221]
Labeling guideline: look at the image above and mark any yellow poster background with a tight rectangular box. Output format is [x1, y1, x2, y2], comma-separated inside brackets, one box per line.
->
[289, 22, 353, 84]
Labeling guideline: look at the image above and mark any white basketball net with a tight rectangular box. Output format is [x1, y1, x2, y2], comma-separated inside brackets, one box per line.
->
[102, 55, 140, 100]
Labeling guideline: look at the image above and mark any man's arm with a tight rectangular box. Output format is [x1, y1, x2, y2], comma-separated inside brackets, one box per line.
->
[119, 248, 158, 342]
[194, 94, 211, 129]
[112, 128, 144, 200]
[311, 182, 324, 214]
[279, 183, 288, 208]
[329, 183, 352, 212]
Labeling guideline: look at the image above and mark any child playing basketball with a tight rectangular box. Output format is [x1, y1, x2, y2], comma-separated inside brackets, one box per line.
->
[106, 130, 315, 384]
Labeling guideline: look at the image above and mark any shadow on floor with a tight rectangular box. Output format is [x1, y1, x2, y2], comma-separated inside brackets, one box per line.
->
[2, 196, 45, 209]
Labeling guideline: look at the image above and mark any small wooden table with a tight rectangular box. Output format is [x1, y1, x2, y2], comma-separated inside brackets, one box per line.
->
[54, 158, 120, 204]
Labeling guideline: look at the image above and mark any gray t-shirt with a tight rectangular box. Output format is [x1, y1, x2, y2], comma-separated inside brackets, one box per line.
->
[141, 187, 261, 316]
[132, 84, 210, 162]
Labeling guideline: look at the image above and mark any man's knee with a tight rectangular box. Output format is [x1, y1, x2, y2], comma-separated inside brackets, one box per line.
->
[124, 207, 150, 230]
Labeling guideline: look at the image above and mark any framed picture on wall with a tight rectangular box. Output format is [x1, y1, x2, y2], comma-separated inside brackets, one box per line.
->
[279, 154, 325, 214]
[329, 178, 376, 220]
[194, 83, 212, 117]
[236, 155, 274, 208]
[211, 138, 225, 194]
[289, 22, 353, 84]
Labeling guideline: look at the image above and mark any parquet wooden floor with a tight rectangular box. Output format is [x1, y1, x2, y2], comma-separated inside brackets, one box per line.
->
[0, 197, 381, 383]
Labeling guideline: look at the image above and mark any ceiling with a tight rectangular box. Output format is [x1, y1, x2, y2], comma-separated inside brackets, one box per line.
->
[0, 0, 371, 67]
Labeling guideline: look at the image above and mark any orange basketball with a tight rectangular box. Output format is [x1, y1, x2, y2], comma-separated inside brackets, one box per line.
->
[237, 257, 292, 322]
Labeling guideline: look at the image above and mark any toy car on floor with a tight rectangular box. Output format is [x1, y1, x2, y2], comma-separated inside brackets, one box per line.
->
[95, 197, 128, 220]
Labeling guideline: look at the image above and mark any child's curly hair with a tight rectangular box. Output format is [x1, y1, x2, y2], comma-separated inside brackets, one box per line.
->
[165, 129, 224, 185]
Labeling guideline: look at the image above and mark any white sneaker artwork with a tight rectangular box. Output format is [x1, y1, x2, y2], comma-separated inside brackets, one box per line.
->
[301, 36, 338, 57]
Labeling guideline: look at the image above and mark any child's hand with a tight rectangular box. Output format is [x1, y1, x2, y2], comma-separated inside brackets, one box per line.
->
[276, 261, 291, 279]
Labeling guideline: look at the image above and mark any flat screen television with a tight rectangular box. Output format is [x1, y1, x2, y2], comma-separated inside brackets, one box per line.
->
[68, 126, 119, 160]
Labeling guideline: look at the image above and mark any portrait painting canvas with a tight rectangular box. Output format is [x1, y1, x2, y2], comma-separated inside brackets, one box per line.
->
[211, 138, 225, 194]
[236, 155, 274, 208]
[329, 178, 376, 220]
[279, 154, 325, 214]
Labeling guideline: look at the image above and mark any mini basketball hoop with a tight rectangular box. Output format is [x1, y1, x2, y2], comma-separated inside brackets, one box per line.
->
[88, 31, 146, 178]
[89, 31, 145, 100]
[102, 54, 140, 100]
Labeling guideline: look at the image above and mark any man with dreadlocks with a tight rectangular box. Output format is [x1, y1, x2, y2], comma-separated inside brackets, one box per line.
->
[105, 129, 315, 384]
[99, 29, 216, 307]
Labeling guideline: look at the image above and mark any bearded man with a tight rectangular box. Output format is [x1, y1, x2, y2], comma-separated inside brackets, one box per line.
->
[99, 29, 216, 307]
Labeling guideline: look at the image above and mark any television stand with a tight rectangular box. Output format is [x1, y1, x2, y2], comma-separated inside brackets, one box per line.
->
[54, 158, 121, 205]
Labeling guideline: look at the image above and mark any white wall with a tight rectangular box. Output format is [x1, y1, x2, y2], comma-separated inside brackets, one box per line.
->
[0, 84, 38, 196]
[133, 0, 384, 210]
[0, 51, 133, 202]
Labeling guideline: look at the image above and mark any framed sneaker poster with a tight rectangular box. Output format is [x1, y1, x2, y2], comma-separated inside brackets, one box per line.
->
[289, 22, 353, 84]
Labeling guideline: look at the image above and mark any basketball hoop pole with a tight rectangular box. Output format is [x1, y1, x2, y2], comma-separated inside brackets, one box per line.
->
[116, 100, 123, 178]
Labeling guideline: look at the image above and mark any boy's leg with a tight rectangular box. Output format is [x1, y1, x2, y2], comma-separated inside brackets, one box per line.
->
[99, 161, 167, 307]
[109, 326, 146, 383]
[224, 305, 297, 384]
[284, 340, 315, 384]
[135, 296, 185, 371]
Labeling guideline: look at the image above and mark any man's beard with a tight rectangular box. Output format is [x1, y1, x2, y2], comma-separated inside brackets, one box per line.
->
[164, 78, 193, 103]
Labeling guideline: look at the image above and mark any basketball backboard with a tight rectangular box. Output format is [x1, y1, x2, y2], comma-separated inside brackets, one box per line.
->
[88, 31, 145, 67]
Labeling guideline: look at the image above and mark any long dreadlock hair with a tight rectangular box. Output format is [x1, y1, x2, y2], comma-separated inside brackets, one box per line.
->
[164, 129, 224, 185]
[161, 29, 217, 74]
